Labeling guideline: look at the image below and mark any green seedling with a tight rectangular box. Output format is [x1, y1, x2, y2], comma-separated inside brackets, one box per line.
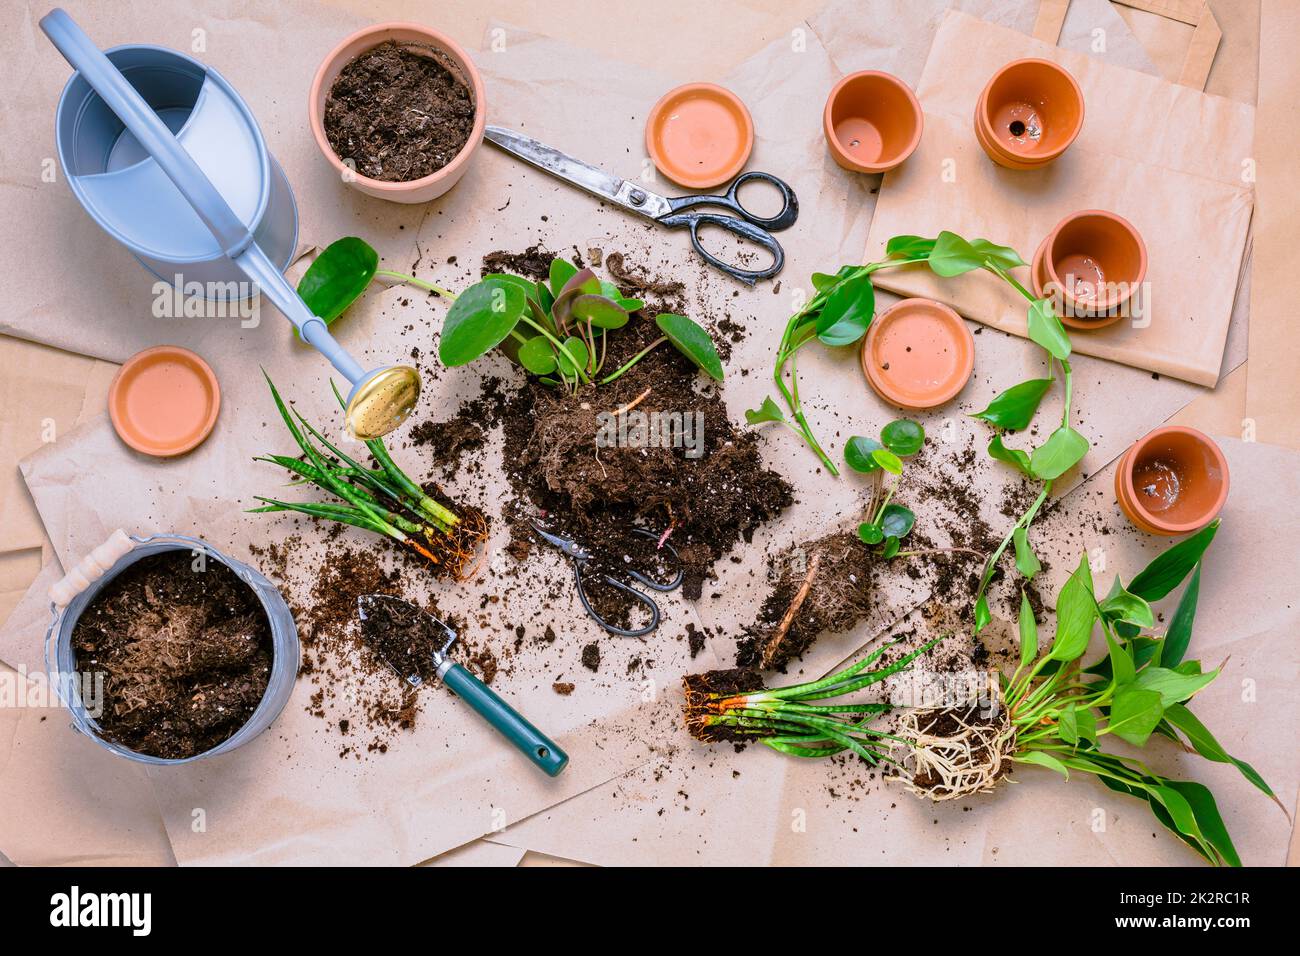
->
[843, 418, 924, 558]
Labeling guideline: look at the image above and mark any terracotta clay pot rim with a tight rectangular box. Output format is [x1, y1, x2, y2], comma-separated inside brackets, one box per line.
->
[823, 70, 924, 175]
[973, 89, 1055, 170]
[1030, 231, 1125, 330]
[1043, 208, 1147, 318]
[644, 82, 754, 189]
[975, 58, 1084, 166]
[860, 297, 975, 409]
[1117, 426, 1230, 535]
[308, 22, 487, 194]
[108, 345, 221, 457]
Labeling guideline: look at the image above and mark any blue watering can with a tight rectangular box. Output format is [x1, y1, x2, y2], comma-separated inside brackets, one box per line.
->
[41, 8, 420, 439]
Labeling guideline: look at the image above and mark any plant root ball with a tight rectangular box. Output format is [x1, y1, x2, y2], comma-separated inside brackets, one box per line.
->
[893, 700, 1017, 801]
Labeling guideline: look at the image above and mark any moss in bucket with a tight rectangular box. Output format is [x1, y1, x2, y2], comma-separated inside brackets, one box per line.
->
[71, 551, 273, 760]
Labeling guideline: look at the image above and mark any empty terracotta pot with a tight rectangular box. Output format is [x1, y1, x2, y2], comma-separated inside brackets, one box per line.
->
[975, 58, 1084, 168]
[824, 71, 923, 174]
[1115, 426, 1229, 536]
[1044, 210, 1146, 319]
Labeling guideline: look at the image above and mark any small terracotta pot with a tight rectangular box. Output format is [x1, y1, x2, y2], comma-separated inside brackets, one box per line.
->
[310, 22, 486, 204]
[1115, 426, 1229, 536]
[1030, 231, 1122, 331]
[1043, 210, 1146, 319]
[860, 298, 974, 409]
[646, 83, 754, 189]
[975, 58, 1084, 168]
[824, 71, 923, 174]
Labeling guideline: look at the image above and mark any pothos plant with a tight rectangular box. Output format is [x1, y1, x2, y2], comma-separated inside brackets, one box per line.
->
[843, 418, 924, 558]
[297, 238, 724, 390]
[897, 520, 1282, 867]
[746, 231, 1086, 628]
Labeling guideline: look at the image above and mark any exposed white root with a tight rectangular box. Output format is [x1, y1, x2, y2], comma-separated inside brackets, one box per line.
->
[892, 702, 1017, 802]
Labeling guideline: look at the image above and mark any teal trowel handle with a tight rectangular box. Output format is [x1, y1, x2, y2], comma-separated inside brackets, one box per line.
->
[439, 661, 569, 777]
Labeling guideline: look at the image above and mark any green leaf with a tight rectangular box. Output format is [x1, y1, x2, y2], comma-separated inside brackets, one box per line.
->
[1129, 520, 1219, 602]
[974, 594, 991, 632]
[1103, 628, 1136, 686]
[1099, 581, 1155, 628]
[1013, 526, 1041, 578]
[1148, 784, 1216, 862]
[655, 313, 724, 381]
[618, 298, 644, 312]
[886, 235, 937, 259]
[484, 273, 540, 303]
[1133, 666, 1218, 707]
[927, 231, 983, 277]
[1074, 706, 1098, 742]
[1163, 703, 1278, 801]
[297, 237, 378, 325]
[811, 265, 857, 292]
[1108, 685, 1165, 746]
[969, 238, 1027, 270]
[879, 504, 915, 539]
[1018, 750, 1069, 778]
[570, 294, 628, 329]
[844, 436, 883, 473]
[1018, 590, 1037, 668]
[1165, 780, 1241, 868]
[439, 278, 527, 366]
[971, 378, 1053, 431]
[554, 335, 590, 380]
[745, 396, 786, 426]
[872, 448, 903, 474]
[549, 258, 578, 298]
[881, 419, 925, 456]
[882, 536, 901, 559]
[814, 273, 875, 346]
[988, 434, 1034, 476]
[1049, 554, 1096, 663]
[1058, 706, 1079, 744]
[858, 522, 884, 545]
[1030, 426, 1089, 480]
[1163, 564, 1202, 666]
[1026, 297, 1071, 360]
[517, 336, 558, 375]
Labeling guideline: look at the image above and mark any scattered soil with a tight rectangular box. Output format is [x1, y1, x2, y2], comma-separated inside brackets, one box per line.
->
[735, 531, 874, 671]
[325, 41, 475, 183]
[71, 552, 274, 760]
[682, 667, 764, 743]
[481, 246, 555, 281]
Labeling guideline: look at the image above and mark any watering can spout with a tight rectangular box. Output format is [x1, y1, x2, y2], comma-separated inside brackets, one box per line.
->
[41, 7, 420, 438]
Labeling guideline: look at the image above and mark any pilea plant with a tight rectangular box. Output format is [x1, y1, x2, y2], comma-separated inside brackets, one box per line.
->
[896, 521, 1281, 867]
[746, 231, 1086, 627]
[297, 237, 724, 390]
[683, 637, 941, 762]
[843, 418, 924, 558]
[251, 375, 487, 578]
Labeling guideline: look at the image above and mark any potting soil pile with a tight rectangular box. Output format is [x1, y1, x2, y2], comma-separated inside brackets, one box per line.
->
[1, 0, 1294, 866]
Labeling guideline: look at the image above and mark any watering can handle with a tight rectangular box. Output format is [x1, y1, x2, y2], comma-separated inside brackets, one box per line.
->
[40, 9, 252, 259]
[48, 528, 134, 607]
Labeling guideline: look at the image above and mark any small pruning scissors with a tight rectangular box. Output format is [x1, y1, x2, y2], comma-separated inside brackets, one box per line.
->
[530, 520, 685, 637]
[485, 126, 798, 285]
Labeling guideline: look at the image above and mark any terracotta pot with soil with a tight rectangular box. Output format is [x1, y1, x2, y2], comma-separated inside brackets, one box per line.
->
[46, 532, 299, 763]
[823, 70, 923, 174]
[975, 58, 1084, 169]
[1115, 426, 1229, 535]
[310, 22, 485, 203]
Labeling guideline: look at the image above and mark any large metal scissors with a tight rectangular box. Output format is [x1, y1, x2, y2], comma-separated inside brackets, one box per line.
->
[485, 125, 798, 286]
[531, 520, 684, 638]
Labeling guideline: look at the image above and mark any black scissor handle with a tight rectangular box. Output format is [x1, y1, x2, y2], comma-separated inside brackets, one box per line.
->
[574, 567, 661, 638]
[664, 171, 799, 232]
[623, 529, 685, 592]
[657, 211, 785, 285]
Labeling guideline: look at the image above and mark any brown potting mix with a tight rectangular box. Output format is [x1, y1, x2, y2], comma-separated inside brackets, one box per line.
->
[324, 41, 475, 183]
[71, 551, 273, 760]
[357, 594, 449, 684]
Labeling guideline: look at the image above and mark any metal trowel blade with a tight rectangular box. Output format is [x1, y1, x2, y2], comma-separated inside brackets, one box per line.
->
[356, 594, 457, 688]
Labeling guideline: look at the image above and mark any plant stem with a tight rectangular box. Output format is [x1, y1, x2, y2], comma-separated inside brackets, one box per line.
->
[376, 269, 457, 301]
[600, 336, 667, 385]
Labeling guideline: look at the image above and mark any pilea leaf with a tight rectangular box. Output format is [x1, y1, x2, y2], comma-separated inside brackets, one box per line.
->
[655, 313, 724, 381]
[881, 419, 925, 456]
[298, 236, 379, 326]
[439, 278, 527, 367]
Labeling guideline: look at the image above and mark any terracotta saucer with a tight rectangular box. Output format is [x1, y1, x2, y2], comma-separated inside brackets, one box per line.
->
[645, 83, 754, 189]
[1030, 234, 1124, 330]
[860, 298, 974, 409]
[109, 346, 221, 457]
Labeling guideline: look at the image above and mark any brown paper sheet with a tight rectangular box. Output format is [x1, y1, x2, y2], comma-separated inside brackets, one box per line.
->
[0, 0, 1274, 867]
[863, 11, 1255, 386]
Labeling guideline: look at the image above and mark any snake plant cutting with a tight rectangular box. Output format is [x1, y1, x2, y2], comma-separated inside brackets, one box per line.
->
[747, 231, 1086, 628]
[251, 375, 487, 577]
[896, 521, 1281, 867]
[297, 237, 724, 391]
